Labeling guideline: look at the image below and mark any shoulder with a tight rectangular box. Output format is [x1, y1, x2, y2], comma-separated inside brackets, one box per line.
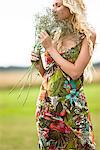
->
[81, 28, 96, 48]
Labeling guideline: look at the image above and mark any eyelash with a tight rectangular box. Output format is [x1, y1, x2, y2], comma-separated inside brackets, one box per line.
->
[53, 4, 61, 7]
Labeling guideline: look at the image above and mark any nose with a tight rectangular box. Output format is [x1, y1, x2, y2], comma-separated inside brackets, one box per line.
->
[52, 8, 57, 14]
[52, 5, 57, 13]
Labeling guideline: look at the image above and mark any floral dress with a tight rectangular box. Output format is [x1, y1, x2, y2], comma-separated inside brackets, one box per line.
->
[35, 38, 96, 150]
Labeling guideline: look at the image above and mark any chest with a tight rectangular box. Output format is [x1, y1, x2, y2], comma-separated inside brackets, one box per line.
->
[61, 40, 77, 52]
[41, 43, 81, 70]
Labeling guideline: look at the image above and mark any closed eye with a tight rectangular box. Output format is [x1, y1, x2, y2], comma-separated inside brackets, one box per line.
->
[52, 3, 62, 7]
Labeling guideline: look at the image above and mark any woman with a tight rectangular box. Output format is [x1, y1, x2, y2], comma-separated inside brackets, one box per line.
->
[31, 0, 96, 149]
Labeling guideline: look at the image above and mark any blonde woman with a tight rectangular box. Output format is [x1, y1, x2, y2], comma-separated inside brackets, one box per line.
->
[31, 0, 96, 149]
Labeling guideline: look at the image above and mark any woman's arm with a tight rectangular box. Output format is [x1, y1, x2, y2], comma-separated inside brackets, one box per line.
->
[34, 61, 45, 77]
[48, 32, 96, 80]
[31, 51, 45, 77]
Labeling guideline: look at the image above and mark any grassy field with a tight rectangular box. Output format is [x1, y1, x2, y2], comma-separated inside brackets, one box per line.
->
[0, 67, 100, 88]
[0, 83, 100, 150]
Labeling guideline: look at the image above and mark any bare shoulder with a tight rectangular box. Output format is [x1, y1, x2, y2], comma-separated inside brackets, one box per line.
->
[82, 27, 96, 48]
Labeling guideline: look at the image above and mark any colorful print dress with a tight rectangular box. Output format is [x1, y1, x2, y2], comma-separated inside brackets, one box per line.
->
[35, 37, 96, 150]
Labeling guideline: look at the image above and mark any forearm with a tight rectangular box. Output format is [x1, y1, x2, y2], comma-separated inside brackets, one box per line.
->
[48, 49, 79, 80]
[38, 67, 45, 77]
[34, 60, 45, 77]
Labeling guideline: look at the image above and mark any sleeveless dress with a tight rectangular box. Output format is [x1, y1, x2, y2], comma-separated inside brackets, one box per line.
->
[35, 38, 96, 150]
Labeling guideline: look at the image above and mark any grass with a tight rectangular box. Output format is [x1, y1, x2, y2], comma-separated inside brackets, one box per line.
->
[0, 83, 100, 150]
[0, 87, 40, 150]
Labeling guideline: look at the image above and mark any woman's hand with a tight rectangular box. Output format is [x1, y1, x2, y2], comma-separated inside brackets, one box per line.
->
[39, 31, 54, 51]
[31, 51, 39, 62]
[31, 51, 41, 69]
[30, 51, 45, 77]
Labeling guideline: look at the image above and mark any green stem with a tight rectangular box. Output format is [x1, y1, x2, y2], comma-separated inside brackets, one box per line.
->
[8, 64, 34, 95]
[16, 64, 34, 103]
[22, 68, 33, 106]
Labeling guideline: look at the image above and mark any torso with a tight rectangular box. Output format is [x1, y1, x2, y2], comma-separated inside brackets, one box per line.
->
[53, 34, 80, 53]
[41, 32, 85, 75]
[61, 36, 77, 52]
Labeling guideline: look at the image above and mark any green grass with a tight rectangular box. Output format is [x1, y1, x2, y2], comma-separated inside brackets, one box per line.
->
[0, 86, 40, 150]
[84, 83, 100, 113]
[0, 83, 100, 150]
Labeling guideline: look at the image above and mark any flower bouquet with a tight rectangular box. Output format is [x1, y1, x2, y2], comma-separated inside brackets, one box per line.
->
[8, 7, 58, 105]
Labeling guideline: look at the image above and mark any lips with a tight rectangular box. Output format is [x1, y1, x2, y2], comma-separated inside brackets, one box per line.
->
[53, 12, 58, 18]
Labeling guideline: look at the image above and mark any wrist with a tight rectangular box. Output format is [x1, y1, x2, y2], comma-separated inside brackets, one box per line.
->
[47, 47, 57, 53]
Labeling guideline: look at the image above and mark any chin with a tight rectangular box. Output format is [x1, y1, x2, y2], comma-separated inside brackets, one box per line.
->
[55, 17, 62, 21]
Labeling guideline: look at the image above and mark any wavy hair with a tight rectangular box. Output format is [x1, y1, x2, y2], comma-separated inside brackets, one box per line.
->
[53, 0, 96, 83]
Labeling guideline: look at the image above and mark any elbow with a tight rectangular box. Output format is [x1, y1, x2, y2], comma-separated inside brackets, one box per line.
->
[71, 74, 79, 80]
[71, 71, 83, 80]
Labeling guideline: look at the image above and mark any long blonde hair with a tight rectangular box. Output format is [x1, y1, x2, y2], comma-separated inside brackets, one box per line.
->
[53, 0, 96, 83]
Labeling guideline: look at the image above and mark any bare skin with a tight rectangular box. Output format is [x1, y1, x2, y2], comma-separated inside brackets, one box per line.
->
[52, 0, 72, 21]
[31, 51, 45, 77]
[31, 0, 96, 79]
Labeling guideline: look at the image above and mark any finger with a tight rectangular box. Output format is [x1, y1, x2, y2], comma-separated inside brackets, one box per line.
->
[39, 35, 48, 44]
[43, 31, 48, 36]
[40, 32, 47, 38]
[39, 33, 45, 39]
[31, 52, 39, 57]
[38, 34, 43, 39]
[39, 38, 45, 43]
[31, 54, 39, 59]
[41, 31, 47, 36]
[31, 51, 39, 56]
[38, 35, 44, 42]
[38, 37, 45, 43]
[42, 31, 50, 37]
[31, 55, 39, 60]
[31, 56, 39, 61]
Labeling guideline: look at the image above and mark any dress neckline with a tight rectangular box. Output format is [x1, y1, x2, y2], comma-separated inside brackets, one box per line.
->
[58, 42, 81, 54]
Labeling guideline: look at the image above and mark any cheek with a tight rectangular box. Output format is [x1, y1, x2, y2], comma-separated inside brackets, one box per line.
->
[61, 7, 71, 18]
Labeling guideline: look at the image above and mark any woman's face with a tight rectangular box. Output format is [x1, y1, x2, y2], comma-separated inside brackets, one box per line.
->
[52, 0, 71, 21]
